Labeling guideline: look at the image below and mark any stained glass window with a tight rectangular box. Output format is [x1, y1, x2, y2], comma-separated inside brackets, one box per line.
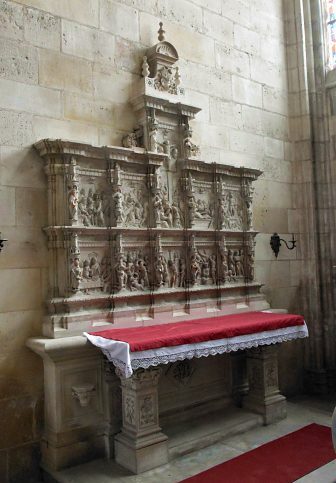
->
[327, 0, 336, 69]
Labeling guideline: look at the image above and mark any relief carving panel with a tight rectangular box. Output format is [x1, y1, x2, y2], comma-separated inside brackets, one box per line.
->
[35, 23, 264, 337]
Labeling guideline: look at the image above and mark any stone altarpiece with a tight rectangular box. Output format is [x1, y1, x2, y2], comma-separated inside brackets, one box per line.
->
[28, 25, 283, 476]
[36, 39, 265, 339]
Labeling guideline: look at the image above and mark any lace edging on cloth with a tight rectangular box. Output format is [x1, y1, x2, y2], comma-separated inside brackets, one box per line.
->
[130, 328, 308, 370]
[98, 324, 308, 377]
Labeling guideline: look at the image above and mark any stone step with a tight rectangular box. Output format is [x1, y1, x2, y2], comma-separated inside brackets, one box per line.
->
[43, 407, 263, 483]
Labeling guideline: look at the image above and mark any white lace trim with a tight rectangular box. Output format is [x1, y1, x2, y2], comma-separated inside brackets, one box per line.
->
[84, 323, 308, 378]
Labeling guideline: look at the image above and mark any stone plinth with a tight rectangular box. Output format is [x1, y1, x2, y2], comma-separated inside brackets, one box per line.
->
[115, 367, 168, 474]
[243, 345, 286, 424]
[26, 336, 105, 471]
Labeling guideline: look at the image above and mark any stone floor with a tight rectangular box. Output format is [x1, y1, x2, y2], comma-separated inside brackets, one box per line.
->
[45, 396, 336, 483]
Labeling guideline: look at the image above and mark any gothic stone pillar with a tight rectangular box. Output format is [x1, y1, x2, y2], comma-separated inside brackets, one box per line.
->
[243, 345, 286, 424]
[114, 367, 168, 473]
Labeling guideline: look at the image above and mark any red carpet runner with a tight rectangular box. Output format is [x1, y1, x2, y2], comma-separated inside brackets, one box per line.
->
[180, 424, 335, 483]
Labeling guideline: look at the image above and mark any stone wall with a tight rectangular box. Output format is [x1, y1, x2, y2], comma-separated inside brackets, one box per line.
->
[283, 0, 336, 393]
[0, 0, 302, 480]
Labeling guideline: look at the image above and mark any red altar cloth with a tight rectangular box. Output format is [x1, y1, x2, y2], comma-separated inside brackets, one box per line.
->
[90, 312, 304, 352]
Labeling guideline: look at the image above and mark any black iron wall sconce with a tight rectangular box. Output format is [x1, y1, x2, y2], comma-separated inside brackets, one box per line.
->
[270, 233, 297, 258]
[0, 233, 8, 252]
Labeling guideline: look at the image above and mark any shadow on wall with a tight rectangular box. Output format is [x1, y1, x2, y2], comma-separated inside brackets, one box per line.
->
[0, 141, 47, 482]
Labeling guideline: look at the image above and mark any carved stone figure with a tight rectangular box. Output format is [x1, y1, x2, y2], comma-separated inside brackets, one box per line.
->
[129, 272, 144, 291]
[201, 257, 210, 284]
[190, 253, 201, 285]
[115, 255, 128, 290]
[114, 163, 122, 185]
[113, 188, 124, 224]
[70, 257, 82, 292]
[228, 191, 235, 218]
[242, 180, 254, 230]
[124, 193, 136, 225]
[154, 255, 166, 288]
[187, 196, 196, 224]
[234, 250, 243, 277]
[183, 127, 200, 158]
[246, 246, 255, 281]
[172, 202, 182, 228]
[93, 193, 105, 226]
[122, 133, 137, 149]
[179, 258, 186, 287]
[100, 256, 112, 292]
[90, 256, 100, 280]
[209, 255, 217, 284]
[137, 260, 149, 288]
[219, 244, 229, 283]
[86, 188, 94, 224]
[170, 145, 178, 160]
[150, 127, 159, 153]
[134, 200, 144, 224]
[153, 193, 162, 224]
[68, 184, 79, 222]
[82, 259, 90, 279]
[228, 249, 236, 280]
[160, 198, 173, 228]
[167, 259, 178, 288]
[218, 197, 226, 230]
[78, 189, 90, 226]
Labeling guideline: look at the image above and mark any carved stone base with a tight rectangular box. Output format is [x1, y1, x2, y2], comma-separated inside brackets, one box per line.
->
[243, 345, 287, 425]
[115, 367, 169, 473]
[115, 432, 168, 474]
[26, 336, 106, 472]
[244, 393, 286, 425]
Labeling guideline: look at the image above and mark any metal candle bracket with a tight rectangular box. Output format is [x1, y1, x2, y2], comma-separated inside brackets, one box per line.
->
[270, 233, 296, 258]
[0, 233, 8, 252]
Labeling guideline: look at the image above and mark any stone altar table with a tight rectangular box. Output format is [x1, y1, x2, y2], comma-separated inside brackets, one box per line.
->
[85, 312, 308, 473]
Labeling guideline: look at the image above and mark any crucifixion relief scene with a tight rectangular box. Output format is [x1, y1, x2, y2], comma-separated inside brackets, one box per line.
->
[1, 1, 336, 482]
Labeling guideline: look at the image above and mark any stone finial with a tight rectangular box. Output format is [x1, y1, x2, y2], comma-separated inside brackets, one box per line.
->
[175, 66, 181, 86]
[158, 22, 165, 41]
[142, 56, 150, 77]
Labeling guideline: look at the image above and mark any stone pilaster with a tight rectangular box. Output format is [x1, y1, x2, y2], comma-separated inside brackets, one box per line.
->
[114, 367, 168, 474]
[243, 345, 286, 424]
